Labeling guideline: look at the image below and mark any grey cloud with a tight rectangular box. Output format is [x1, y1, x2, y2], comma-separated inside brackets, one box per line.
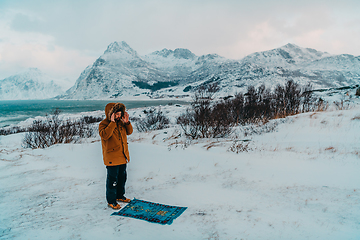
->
[10, 13, 44, 33]
[1, 0, 360, 76]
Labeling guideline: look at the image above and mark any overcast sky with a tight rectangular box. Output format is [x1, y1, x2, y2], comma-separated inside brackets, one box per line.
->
[0, 0, 359, 82]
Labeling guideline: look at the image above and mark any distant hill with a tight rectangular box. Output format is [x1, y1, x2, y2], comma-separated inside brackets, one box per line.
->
[0, 68, 66, 100]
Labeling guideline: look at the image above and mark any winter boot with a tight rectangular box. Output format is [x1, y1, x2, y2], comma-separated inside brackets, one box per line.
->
[117, 197, 131, 203]
[108, 203, 121, 210]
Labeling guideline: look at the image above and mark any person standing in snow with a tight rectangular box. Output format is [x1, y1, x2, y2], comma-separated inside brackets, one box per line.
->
[99, 102, 133, 210]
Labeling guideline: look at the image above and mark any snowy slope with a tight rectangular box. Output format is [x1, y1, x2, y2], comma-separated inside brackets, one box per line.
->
[61, 42, 360, 100]
[0, 68, 67, 100]
[1, 99, 359, 239]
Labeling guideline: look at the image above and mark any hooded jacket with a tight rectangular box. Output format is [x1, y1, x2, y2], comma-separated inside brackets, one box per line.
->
[99, 103, 133, 166]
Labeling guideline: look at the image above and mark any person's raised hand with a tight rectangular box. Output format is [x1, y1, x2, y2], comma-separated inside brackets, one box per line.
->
[122, 112, 129, 123]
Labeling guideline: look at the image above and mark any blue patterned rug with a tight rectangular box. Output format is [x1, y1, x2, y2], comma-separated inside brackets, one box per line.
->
[111, 198, 187, 225]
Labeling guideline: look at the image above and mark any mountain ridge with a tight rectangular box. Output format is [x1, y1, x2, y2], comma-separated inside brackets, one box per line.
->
[2, 41, 359, 100]
[59, 41, 360, 100]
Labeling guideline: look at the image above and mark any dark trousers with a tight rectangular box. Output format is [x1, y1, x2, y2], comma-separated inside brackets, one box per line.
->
[106, 164, 127, 204]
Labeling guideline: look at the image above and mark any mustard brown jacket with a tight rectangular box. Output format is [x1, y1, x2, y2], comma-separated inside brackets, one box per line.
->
[99, 103, 133, 166]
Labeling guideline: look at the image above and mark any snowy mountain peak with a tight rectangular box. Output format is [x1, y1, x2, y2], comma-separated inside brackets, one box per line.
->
[152, 48, 173, 57]
[197, 53, 223, 61]
[104, 41, 137, 55]
[242, 43, 330, 67]
[21, 67, 42, 76]
[173, 48, 196, 59]
[0, 68, 65, 100]
[281, 43, 302, 51]
[9, 67, 46, 84]
[151, 48, 196, 60]
[7, 67, 43, 80]
[280, 43, 329, 59]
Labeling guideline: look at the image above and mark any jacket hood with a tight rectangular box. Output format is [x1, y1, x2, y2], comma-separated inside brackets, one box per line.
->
[105, 102, 126, 121]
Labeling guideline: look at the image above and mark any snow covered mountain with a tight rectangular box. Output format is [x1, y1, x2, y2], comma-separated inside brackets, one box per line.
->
[62, 41, 171, 99]
[0, 68, 66, 100]
[60, 42, 360, 100]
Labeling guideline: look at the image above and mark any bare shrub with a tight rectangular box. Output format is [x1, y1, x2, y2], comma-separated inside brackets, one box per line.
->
[210, 101, 234, 138]
[272, 80, 302, 118]
[136, 107, 170, 132]
[242, 84, 273, 123]
[176, 80, 323, 139]
[228, 141, 252, 153]
[315, 98, 329, 112]
[230, 80, 312, 124]
[174, 78, 345, 142]
[0, 126, 26, 135]
[301, 82, 315, 112]
[82, 115, 103, 124]
[177, 83, 233, 139]
[167, 139, 191, 151]
[22, 109, 95, 149]
[228, 92, 244, 124]
[333, 100, 350, 110]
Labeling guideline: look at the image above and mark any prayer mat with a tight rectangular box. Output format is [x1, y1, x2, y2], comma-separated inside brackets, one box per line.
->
[111, 198, 187, 225]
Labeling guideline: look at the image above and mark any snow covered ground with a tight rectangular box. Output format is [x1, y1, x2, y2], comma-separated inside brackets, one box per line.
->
[1, 101, 360, 239]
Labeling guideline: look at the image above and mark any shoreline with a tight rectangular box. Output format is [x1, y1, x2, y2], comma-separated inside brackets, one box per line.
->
[0, 99, 190, 128]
